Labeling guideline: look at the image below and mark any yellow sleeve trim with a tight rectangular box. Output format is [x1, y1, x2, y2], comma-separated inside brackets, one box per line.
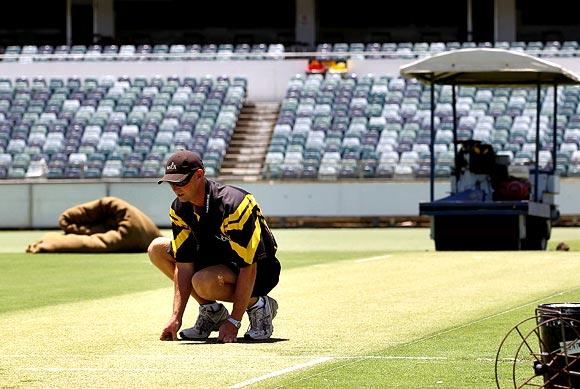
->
[169, 208, 189, 229]
[169, 207, 191, 255]
[172, 229, 191, 254]
[228, 217, 262, 264]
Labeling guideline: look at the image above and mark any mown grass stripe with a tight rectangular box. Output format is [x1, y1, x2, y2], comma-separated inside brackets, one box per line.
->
[403, 287, 575, 347]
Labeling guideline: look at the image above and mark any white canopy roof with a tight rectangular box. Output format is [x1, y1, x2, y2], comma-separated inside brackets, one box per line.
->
[400, 48, 580, 85]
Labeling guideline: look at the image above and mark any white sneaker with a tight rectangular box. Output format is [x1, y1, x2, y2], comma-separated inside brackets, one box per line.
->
[244, 296, 278, 340]
[179, 303, 228, 340]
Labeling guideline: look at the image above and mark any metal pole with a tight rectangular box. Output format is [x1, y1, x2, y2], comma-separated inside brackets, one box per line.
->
[452, 84, 458, 192]
[552, 84, 558, 175]
[493, 0, 498, 43]
[466, 0, 473, 42]
[66, 0, 72, 46]
[534, 84, 540, 202]
[430, 81, 435, 202]
[93, 0, 99, 43]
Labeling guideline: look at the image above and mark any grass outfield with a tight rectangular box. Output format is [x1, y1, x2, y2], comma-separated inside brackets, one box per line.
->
[0, 228, 580, 388]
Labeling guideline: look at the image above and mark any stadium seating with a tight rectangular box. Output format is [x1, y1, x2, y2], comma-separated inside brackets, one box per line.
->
[265, 72, 580, 179]
[3, 41, 580, 62]
[312, 41, 580, 60]
[5, 40, 580, 182]
[1, 44, 286, 62]
[0, 75, 246, 179]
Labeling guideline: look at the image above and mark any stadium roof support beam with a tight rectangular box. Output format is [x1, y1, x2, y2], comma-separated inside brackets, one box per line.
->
[93, 0, 115, 43]
[65, 0, 113, 46]
[466, 0, 473, 41]
[66, 0, 72, 46]
[296, 0, 316, 49]
[494, 0, 516, 42]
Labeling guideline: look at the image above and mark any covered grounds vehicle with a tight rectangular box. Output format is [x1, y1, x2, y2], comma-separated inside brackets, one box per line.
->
[400, 49, 580, 250]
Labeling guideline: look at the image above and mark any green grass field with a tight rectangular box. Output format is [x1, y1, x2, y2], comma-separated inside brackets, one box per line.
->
[1, 228, 580, 388]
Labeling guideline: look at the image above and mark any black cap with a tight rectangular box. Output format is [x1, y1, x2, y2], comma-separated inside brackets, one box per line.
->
[157, 150, 204, 184]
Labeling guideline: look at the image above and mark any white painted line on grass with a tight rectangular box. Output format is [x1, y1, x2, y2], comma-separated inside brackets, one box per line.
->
[348, 355, 447, 360]
[354, 255, 391, 263]
[228, 357, 332, 389]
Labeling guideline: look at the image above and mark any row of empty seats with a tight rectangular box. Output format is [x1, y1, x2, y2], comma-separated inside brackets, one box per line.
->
[0, 75, 247, 179]
[2, 41, 580, 62]
[2, 44, 285, 62]
[315, 41, 580, 59]
[263, 72, 580, 180]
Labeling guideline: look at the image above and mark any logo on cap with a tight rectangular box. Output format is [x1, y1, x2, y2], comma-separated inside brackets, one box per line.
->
[167, 162, 177, 170]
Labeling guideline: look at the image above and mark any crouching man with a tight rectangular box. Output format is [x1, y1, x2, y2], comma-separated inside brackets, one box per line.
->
[149, 150, 281, 343]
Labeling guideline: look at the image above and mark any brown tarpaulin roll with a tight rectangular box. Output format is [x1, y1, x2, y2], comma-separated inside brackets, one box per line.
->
[26, 196, 163, 253]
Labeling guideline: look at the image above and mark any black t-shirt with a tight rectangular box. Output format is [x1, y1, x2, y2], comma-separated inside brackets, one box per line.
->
[168, 179, 277, 269]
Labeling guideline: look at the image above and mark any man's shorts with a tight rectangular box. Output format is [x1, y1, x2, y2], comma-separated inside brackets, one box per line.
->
[252, 256, 281, 297]
[215, 256, 281, 297]
[168, 242, 280, 297]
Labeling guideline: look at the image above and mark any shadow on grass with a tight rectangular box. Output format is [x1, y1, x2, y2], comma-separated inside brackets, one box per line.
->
[179, 337, 289, 345]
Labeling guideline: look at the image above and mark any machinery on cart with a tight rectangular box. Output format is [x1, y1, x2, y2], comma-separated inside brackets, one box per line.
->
[400, 49, 580, 250]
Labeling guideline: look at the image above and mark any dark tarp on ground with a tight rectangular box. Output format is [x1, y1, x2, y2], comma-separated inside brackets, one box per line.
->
[26, 196, 163, 253]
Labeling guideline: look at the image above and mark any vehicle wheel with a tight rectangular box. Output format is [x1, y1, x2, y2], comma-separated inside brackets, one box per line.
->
[521, 236, 547, 251]
[523, 217, 550, 251]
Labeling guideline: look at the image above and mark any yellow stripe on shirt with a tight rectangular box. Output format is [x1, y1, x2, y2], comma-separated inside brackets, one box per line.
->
[228, 217, 262, 264]
[220, 194, 257, 233]
[171, 229, 191, 255]
[221, 194, 253, 229]
[169, 208, 192, 256]
[169, 208, 189, 229]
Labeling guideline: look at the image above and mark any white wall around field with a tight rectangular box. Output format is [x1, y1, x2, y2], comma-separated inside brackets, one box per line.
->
[1, 180, 580, 228]
[0, 59, 307, 102]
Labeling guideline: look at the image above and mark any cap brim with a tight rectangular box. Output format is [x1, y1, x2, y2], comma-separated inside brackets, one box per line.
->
[157, 173, 188, 184]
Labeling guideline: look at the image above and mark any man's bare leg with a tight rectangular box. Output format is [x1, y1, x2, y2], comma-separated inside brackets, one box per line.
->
[191, 265, 258, 307]
[147, 237, 210, 304]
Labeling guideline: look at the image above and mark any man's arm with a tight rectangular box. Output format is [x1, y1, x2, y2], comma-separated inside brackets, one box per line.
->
[231, 262, 257, 320]
[160, 262, 194, 341]
[218, 262, 257, 343]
